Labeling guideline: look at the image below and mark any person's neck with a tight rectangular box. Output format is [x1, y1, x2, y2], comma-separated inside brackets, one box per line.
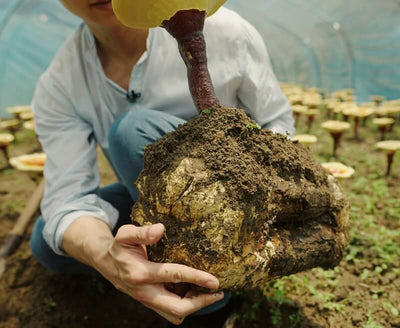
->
[87, 23, 149, 65]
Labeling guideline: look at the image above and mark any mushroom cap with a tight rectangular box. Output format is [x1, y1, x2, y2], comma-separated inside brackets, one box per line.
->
[288, 94, 304, 105]
[6, 105, 31, 115]
[372, 117, 395, 127]
[0, 119, 19, 129]
[321, 120, 351, 133]
[292, 134, 318, 145]
[342, 106, 374, 118]
[0, 133, 14, 146]
[9, 153, 46, 172]
[23, 120, 35, 131]
[112, 0, 227, 28]
[303, 95, 322, 108]
[321, 162, 355, 179]
[376, 140, 400, 152]
[291, 105, 308, 114]
[20, 111, 34, 121]
[303, 109, 320, 116]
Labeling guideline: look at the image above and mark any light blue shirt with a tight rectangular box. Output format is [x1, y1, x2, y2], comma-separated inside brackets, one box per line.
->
[32, 7, 294, 255]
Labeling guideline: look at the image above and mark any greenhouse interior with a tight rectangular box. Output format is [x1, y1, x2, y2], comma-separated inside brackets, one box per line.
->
[0, 1, 399, 327]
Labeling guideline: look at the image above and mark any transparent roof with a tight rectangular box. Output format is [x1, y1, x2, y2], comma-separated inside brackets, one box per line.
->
[1, 0, 399, 117]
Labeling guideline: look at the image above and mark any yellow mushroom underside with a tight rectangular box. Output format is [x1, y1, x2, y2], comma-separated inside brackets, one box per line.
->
[112, 0, 227, 28]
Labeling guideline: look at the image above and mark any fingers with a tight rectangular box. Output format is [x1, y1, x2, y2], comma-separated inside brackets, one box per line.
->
[146, 262, 220, 290]
[115, 223, 165, 245]
[141, 285, 224, 323]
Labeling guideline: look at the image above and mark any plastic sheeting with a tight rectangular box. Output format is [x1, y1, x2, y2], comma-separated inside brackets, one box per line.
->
[0, 0, 400, 117]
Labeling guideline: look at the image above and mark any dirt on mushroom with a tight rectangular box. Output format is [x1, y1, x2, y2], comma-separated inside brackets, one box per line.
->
[132, 106, 349, 290]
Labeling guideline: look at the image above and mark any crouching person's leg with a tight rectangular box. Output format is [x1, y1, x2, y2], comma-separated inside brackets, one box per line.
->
[30, 216, 97, 275]
[108, 109, 232, 315]
[108, 109, 187, 201]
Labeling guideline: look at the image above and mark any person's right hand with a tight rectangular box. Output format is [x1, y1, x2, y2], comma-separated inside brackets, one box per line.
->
[93, 223, 224, 325]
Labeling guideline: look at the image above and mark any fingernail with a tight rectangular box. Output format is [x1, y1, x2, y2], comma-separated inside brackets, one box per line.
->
[149, 224, 164, 241]
[205, 280, 219, 290]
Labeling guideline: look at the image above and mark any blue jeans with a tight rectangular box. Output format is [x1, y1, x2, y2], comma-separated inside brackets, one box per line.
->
[30, 109, 230, 315]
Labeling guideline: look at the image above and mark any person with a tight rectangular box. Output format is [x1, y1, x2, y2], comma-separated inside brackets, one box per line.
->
[29, 0, 294, 326]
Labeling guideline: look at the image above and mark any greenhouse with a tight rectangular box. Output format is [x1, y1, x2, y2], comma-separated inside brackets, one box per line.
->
[0, 1, 399, 327]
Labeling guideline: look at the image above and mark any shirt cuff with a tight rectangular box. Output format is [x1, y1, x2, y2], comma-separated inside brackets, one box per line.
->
[45, 206, 119, 257]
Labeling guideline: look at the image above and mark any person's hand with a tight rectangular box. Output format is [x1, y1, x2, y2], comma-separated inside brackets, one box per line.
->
[93, 223, 224, 325]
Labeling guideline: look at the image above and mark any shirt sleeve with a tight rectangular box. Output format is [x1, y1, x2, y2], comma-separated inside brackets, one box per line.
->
[236, 19, 295, 137]
[32, 74, 119, 256]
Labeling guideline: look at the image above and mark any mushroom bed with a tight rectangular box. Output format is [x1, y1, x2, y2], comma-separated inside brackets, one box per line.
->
[132, 106, 350, 290]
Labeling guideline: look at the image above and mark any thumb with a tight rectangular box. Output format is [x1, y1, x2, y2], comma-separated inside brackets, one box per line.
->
[116, 223, 165, 246]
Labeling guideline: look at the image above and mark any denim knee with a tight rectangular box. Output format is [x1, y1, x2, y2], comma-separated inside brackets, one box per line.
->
[30, 217, 96, 275]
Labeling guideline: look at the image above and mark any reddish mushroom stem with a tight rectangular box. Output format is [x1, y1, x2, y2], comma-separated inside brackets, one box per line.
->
[353, 117, 360, 139]
[379, 126, 387, 141]
[331, 132, 342, 157]
[162, 10, 220, 113]
[0, 145, 10, 166]
[386, 151, 395, 176]
[307, 115, 314, 133]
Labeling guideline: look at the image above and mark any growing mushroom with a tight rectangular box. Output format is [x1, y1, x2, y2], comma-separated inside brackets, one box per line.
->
[370, 95, 385, 106]
[0, 133, 14, 167]
[112, 0, 350, 291]
[6, 105, 31, 120]
[372, 118, 395, 140]
[303, 109, 319, 133]
[321, 120, 351, 157]
[292, 134, 318, 147]
[9, 152, 46, 183]
[375, 140, 400, 176]
[23, 120, 35, 131]
[19, 111, 34, 121]
[291, 105, 308, 127]
[0, 119, 20, 136]
[321, 162, 355, 179]
[342, 106, 374, 139]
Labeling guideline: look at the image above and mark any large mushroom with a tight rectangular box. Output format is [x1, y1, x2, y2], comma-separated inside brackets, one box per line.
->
[112, 0, 350, 291]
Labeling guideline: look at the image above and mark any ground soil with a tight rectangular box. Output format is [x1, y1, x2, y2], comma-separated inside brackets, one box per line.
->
[0, 108, 399, 327]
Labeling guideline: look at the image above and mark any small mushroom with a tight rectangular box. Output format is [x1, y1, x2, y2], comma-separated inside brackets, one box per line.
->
[19, 111, 34, 121]
[321, 162, 355, 179]
[303, 109, 319, 132]
[291, 105, 308, 127]
[9, 152, 46, 183]
[303, 94, 322, 109]
[370, 95, 385, 106]
[372, 118, 395, 140]
[0, 133, 14, 167]
[321, 120, 351, 157]
[23, 120, 35, 131]
[6, 105, 31, 120]
[0, 119, 20, 136]
[375, 140, 400, 176]
[292, 134, 318, 147]
[342, 106, 374, 140]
